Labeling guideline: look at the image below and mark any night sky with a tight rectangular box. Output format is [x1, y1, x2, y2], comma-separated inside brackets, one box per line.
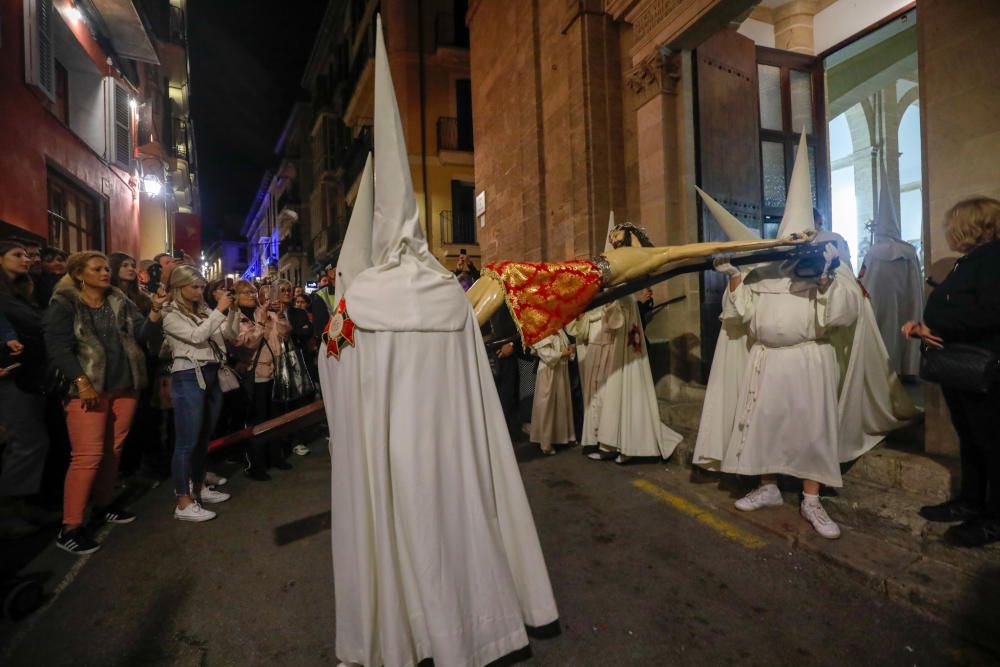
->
[187, 0, 327, 241]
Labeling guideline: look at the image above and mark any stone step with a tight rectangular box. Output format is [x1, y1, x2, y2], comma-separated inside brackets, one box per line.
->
[844, 445, 957, 502]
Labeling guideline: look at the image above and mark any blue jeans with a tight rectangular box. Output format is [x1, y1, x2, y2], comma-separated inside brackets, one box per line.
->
[170, 365, 223, 497]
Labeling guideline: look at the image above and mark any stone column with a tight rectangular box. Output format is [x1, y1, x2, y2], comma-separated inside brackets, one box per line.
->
[627, 49, 704, 389]
[772, 0, 819, 55]
[918, 0, 1000, 458]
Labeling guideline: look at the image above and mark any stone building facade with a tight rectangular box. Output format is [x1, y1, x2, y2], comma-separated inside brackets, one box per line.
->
[468, 0, 1000, 458]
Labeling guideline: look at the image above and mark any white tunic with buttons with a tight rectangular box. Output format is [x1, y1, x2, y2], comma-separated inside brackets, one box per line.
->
[719, 268, 859, 487]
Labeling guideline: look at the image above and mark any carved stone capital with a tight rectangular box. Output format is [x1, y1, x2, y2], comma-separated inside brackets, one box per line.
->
[626, 50, 682, 107]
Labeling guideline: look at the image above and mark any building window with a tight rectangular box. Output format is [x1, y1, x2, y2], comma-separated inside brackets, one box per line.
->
[824, 9, 920, 268]
[47, 172, 102, 253]
[756, 48, 828, 238]
[53, 60, 69, 125]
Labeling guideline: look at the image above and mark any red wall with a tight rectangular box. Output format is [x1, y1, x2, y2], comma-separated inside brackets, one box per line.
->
[0, 0, 140, 256]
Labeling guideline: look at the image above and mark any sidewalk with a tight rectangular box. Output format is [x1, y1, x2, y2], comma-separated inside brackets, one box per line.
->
[653, 406, 1000, 656]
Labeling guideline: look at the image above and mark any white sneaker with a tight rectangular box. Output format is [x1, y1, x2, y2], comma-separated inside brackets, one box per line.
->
[734, 484, 784, 511]
[174, 502, 216, 523]
[205, 472, 228, 486]
[800, 498, 841, 539]
[292, 444, 310, 456]
[199, 486, 231, 504]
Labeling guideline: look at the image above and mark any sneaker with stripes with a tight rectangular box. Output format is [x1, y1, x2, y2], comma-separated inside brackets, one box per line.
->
[94, 506, 137, 525]
[56, 527, 101, 555]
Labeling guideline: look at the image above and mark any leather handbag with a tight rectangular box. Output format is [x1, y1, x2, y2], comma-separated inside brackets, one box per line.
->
[920, 343, 1000, 394]
[207, 339, 242, 393]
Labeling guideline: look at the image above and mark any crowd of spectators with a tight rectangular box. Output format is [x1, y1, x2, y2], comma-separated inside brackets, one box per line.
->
[0, 237, 328, 555]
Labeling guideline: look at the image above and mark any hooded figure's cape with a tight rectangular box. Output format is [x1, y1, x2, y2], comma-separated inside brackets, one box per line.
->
[692, 134, 918, 470]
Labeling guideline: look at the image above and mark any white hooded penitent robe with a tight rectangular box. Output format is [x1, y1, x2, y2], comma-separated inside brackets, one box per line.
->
[579, 295, 682, 459]
[321, 16, 557, 667]
[859, 168, 923, 377]
[860, 242, 923, 377]
[710, 265, 858, 487]
[529, 331, 575, 449]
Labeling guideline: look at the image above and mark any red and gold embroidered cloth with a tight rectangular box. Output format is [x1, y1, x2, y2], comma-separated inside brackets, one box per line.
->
[483, 259, 603, 347]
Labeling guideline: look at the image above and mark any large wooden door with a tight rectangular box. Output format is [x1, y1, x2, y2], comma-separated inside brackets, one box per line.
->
[695, 28, 762, 376]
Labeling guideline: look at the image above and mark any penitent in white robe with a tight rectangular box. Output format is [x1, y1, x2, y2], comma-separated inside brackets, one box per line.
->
[861, 242, 923, 377]
[325, 302, 559, 667]
[714, 269, 859, 487]
[529, 331, 575, 449]
[578, 297, 682, 460]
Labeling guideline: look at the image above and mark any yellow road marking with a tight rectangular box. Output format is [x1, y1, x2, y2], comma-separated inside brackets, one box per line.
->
[632, 479, 768, 549]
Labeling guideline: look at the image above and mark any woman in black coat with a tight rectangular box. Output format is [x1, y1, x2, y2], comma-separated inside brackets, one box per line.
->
[903, 197, 1000, 547]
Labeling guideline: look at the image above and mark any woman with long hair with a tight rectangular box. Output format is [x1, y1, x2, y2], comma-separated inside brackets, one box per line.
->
[109, 252, 152, 315]
[161, 265, 239, 522]
[43, 251, 165, 554]
[0, 240, 51, 539]
[905, 197, 1000, 547]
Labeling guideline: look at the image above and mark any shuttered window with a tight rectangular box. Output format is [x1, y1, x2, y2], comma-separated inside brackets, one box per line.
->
[109, 82, 133, 169]
[23, 0, 56, 100]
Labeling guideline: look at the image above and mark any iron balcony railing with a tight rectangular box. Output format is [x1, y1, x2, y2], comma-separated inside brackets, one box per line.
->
[439, 210, 477, 246]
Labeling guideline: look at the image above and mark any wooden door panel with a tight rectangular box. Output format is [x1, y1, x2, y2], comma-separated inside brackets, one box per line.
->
[695, 28, 762, 375]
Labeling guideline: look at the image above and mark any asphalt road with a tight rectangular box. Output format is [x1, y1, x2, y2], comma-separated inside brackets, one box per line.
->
[0, 436, 987, 667]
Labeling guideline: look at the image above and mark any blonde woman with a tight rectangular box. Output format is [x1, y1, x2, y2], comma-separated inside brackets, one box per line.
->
[43, 251, 165, 555]
[161, 266, 239, 522]
[904, 197, 1000, 547]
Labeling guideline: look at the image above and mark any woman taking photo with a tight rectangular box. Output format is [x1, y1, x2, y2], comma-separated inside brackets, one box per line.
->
[904, 196, 1000, 547]
[231, 281, 290, 480]
[44, 251, 165, 555]
[162, 266, 239, 522]
[0, 240, 50, 539]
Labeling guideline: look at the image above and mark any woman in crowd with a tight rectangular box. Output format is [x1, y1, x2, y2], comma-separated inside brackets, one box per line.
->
[44, 251, 165, 555]
[109, 252, 152, 315]
[109, 251, 157, 478]
[278, 280, 314, 455]
[230, 280, 290, 479]
[905, 196, 1000, 548]
[162, 266, 239, 522]
[0, 241, 51, 539]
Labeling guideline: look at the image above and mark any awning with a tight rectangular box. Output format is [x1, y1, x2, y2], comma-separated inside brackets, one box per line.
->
[90, 0, 160, 64]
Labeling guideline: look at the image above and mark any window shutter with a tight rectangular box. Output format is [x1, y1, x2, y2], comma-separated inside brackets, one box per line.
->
[23, 0, 56, 100]
[111, 82, 133, 169]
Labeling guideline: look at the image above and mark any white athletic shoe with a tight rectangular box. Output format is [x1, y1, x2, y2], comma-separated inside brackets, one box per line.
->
[734, 484, 784, 512]
[800, 498, 841, 539]
[199, 486, 231, 504]
[205, 472, 228, 486]
[292, 444, 310, 456]
[174, 502, 216, 523]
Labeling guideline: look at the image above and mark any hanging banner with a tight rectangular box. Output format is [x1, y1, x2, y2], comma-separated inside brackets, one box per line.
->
[174, 212, 202, 259]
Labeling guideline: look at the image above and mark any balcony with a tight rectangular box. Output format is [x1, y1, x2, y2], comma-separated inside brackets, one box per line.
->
[439, 210, 477, 246]
[344, 125, 374, 183]
[168, 6, 186, 44]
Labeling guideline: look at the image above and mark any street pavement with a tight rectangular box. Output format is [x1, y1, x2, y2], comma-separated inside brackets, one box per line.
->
[0, 436, 993, 667]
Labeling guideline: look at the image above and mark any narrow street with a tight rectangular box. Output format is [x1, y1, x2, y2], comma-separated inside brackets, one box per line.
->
[1, 437, 988, 667]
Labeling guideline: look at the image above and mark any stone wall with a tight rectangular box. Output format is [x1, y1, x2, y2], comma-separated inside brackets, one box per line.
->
[468, 1, 629, 264]
[917, 0, 1000, 456]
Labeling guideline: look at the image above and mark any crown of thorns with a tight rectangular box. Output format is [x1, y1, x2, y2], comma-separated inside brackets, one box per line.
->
[610, 223, 653, 248]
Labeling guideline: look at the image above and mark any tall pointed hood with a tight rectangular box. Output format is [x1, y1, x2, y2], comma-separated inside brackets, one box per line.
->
[874, 161, 902, 242]
[604, 211, 616, 251]
[334, 153, 374, 305]
[695, 187, 760, 241]
[777, 132, 815, 237]
[343, 14, 467, 333]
